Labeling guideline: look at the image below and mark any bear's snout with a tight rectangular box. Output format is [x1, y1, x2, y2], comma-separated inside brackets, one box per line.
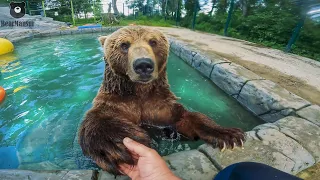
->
[133, 58, 154, 79]
[102, 26, 169, 84]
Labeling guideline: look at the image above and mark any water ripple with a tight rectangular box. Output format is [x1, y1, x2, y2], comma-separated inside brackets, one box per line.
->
[0, 34, 105, 147]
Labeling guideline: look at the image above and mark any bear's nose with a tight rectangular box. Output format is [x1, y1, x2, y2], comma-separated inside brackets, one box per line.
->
[133, 58, 154, 76]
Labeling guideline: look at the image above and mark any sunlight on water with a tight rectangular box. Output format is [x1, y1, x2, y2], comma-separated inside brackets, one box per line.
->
[0, 34, 263, 169]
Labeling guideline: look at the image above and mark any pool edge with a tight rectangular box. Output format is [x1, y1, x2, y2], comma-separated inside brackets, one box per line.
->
[168, 37, 320, 177]
[2, 27, 122, 43]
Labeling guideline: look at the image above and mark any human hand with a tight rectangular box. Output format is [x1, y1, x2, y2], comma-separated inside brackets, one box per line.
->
[119, 137, 180, 180]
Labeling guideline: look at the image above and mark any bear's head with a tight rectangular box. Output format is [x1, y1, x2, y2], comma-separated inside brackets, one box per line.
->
[9, 1, 26, 19]
[99, 26, 169, 84]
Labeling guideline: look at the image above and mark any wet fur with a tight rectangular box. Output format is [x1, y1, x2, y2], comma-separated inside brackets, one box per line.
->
[79, 26, 245, 175]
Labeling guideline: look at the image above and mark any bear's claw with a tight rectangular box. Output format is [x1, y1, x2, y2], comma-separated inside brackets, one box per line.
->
[241, 139, 244, 149]
[206, 127, 246, 151]
[220, 142, 226, 152]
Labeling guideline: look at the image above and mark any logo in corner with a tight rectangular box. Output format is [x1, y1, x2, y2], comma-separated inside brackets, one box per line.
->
[9, 1, 26, 19]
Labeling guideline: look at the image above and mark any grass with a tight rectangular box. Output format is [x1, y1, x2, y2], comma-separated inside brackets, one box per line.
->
[118, 18, 174, 27]
[116, 15, 175, 27]
[59, 16, 176, 27]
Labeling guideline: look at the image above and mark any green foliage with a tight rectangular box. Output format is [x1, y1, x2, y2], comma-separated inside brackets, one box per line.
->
[180, 0, 320, 61]
[118, 15, 175, 27]
[126, 0, 145, 12]
[292, 19, 320, 60]
[75, 18, 98, 26]
[43, 0, 320, 61]
[235, 9, 299, 44]
[195, 13, 227, 33]
[216, 0, 228, 15]
[181, 0, 200, 28]
[52, 14, 73, 23]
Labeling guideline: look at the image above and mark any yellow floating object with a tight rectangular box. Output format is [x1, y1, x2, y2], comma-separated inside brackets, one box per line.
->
[0, 38, 14, 56]
[13, 86, 28, 93]
[0, 87, 5, 103]
[0, 53, 17, 66]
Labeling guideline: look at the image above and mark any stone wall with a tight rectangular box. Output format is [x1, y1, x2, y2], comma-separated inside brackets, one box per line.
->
[169, 38, 316, 123]
[0, 27, 121, 43]
[0, 29, 319, 180]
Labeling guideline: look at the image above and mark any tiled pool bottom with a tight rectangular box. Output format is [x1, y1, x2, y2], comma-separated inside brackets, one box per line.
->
[0, 34, 263, 170]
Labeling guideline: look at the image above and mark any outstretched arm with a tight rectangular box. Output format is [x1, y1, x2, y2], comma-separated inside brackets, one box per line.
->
[78, 108, 151, 175]
[174, 104, 245, 150]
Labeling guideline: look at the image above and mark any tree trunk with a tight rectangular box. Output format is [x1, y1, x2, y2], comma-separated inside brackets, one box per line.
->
[84, 9, 87, 19]
[108, 3, 112, 13]
[112, 0, 119, 15]
[162, 0, 166, 16]
[240, 0, 249, 17]
[209, 0, 217, 16]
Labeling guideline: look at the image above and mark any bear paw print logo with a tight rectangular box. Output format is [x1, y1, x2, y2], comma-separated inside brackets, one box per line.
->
[10, 1, 26, 19]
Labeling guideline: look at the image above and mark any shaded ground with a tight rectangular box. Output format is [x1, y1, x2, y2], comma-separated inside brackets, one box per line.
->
[153, 27, 320, 105]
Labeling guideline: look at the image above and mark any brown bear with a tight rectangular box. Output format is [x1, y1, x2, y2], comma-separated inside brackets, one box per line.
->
[79, 26, 245, 175]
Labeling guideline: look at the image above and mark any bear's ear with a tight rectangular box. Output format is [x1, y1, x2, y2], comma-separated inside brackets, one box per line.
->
[98, 35, 110, 46]
[21, 2, 26, 7]
[10, 2, 15, 7]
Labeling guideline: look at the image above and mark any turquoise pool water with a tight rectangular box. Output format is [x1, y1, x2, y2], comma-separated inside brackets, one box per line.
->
[0, 34, 263, 170]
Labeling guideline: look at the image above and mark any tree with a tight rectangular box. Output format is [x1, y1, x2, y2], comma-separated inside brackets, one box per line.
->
[216, 0, 228, 15]
[182, 0, 200, 27]
[184, 0, 200, 18]
[166, 0, 177, 17]
[208, 0, 217, 16]
[76, 0, 93, 19]
[239, 0, 248, 17]
[93, 0, 103, 18]
[159, 0, 166, 16]
[112, 0, 119, 15]
[126, 0, 144, 12]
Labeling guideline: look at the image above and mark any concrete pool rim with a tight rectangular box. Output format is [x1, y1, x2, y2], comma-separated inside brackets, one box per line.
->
[0, 27, 319, 180]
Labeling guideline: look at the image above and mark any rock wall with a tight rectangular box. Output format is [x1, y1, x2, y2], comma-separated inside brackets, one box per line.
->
[169, 38, 316, 123]
[0, 27, 121, 43]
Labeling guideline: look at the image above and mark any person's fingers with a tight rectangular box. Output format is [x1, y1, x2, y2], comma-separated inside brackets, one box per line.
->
[119, 164, 138, 178]
[119, 164, 133, 175]
[123, 137, 153, 157]
[131, 152, 139, 160]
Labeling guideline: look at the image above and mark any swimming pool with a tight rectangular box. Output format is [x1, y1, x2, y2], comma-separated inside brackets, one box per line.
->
[0, 33, 263, 170]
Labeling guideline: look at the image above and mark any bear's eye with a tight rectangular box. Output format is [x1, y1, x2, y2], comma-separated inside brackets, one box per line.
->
[149, 40, 157, 47]
[120, 42, 130, 52]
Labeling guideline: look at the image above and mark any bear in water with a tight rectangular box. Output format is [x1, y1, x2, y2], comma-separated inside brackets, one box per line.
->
[78, 26, 245, 175]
